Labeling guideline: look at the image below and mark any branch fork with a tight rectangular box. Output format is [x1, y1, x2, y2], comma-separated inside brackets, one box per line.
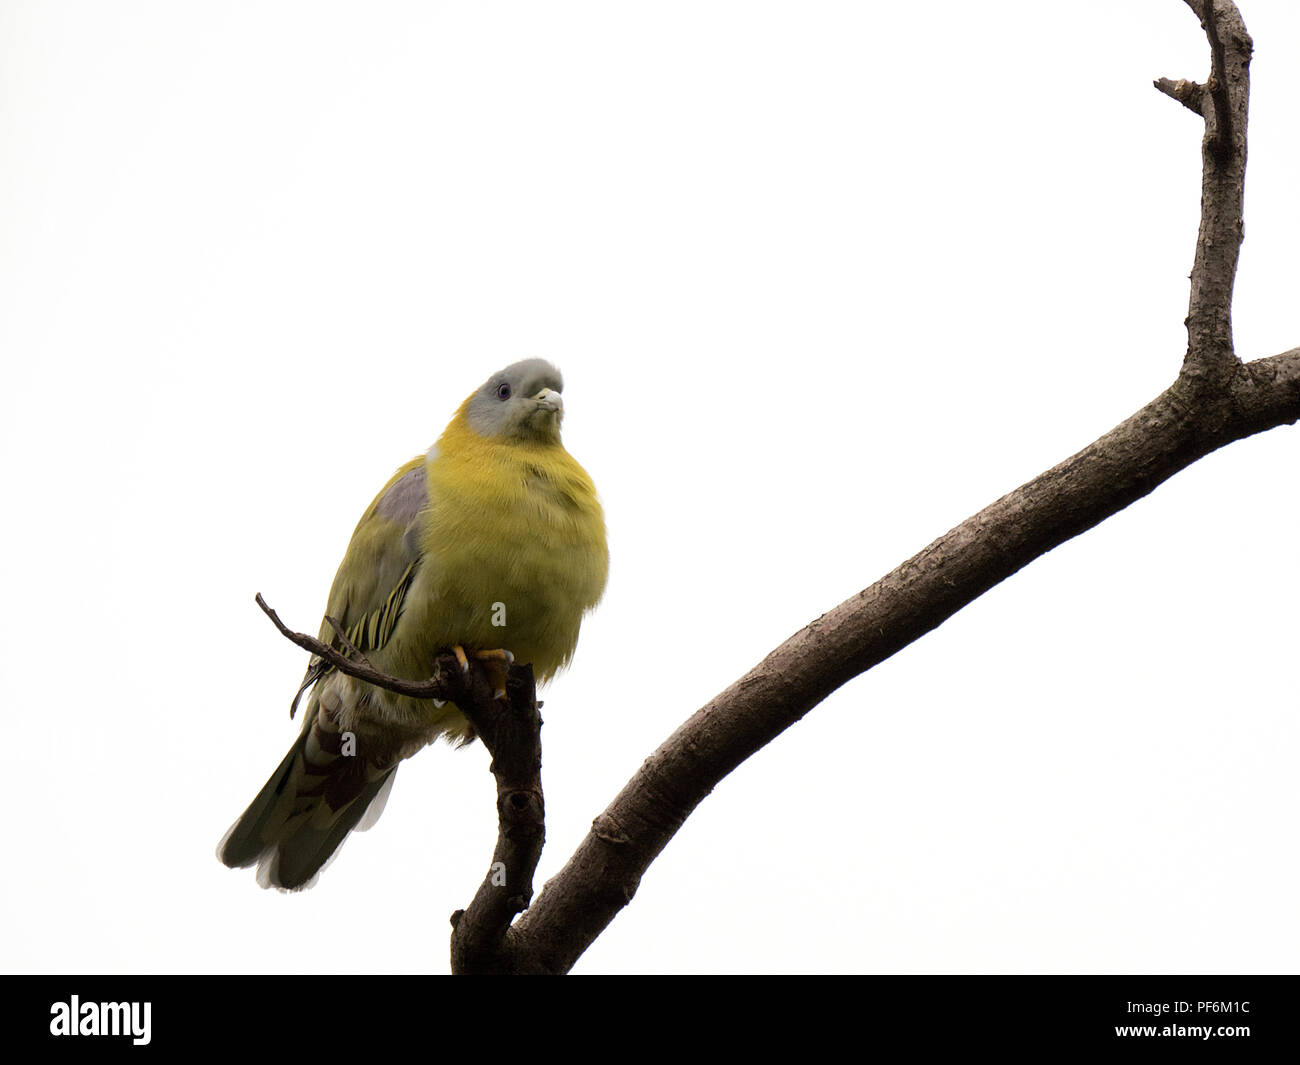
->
[255, 593, 546, 973]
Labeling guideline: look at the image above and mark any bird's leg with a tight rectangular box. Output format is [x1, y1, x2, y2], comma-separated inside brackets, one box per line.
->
[452, 646, 515, 701]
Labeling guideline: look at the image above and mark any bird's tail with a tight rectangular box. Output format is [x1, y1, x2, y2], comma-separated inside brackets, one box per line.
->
[217, 700, 397, 891]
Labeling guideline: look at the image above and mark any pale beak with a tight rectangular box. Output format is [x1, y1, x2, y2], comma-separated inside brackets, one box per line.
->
[533, 388, 564, 414]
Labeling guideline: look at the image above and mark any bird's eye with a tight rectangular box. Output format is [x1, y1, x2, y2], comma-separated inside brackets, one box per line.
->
[496, 383, 512, 401]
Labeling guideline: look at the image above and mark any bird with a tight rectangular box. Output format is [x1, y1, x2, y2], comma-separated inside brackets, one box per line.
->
[218, 358, 608, 890]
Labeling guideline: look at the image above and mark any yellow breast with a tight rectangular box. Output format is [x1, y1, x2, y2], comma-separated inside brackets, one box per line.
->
[409, 415, 609, 681]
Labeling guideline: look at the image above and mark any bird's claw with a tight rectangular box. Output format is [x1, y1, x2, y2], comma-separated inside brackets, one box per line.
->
[451, 645, 515, 701]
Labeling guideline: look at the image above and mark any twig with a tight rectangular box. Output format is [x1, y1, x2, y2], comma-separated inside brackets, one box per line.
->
[254, 591, 548, 973]
[1153, 77, 1204, 115]
[1155, 0, 1254, 377]
[255, 592, 454, 699]
[323, 614, 375, 671]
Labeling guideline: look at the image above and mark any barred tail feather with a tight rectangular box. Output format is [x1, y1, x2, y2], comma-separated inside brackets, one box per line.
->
[217, 704, 398, 891]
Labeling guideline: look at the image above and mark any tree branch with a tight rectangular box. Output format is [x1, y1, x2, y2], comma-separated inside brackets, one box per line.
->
[256, 593, 459, 699]
[505, 348, 1300, 972]
[488, 1, 1296, 974]
[255, 593, 548, 971]
[449, 664, 547, 975]
[1159, 0, 1253, 379]
[1199, 0, 1236, 160]
[248, 2, 1291, 978]
[322, 614, 376, 672]
[1153, 77, 1204, 115]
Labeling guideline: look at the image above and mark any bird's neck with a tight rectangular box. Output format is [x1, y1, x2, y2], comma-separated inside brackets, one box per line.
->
[439, 410, 565, 456]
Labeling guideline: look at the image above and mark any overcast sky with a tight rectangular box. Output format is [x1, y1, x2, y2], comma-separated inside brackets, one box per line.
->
[2, 0, 1297, 976]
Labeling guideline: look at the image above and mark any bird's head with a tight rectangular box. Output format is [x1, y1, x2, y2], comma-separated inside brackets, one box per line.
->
[463, 358, 566, 443]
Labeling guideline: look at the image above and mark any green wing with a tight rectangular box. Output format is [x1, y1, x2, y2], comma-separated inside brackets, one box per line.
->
[290, 457, 429, 715]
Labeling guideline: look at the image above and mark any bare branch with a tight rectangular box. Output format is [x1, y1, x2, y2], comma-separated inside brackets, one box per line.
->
[255, 592, 549, 973]
[449, 664, 547, 975]
[1179, 0, 1253, 377]
[506, 346, 1300, 972]
[323, 614, 375, 671]
[1153, 77, 1205, 115]
[451, 0, 1290, 975]
[255, 592, 454, 699]
[482, 2, 1291, 973]
[1202, 5, 1235, 159]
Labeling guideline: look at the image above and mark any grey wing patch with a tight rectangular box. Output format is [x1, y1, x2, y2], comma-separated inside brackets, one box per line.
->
[354, 464, 427, 651]
[376, 465, 427, 524]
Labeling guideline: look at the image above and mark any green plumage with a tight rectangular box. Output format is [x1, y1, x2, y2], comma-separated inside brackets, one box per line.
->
[219, 360, 607, 889]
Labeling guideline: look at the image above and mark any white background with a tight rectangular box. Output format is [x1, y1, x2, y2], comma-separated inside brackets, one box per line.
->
[2, 1, 1296, 975]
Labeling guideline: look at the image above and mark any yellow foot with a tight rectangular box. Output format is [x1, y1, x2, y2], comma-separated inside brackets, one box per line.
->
[452, 646, 515, 701]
